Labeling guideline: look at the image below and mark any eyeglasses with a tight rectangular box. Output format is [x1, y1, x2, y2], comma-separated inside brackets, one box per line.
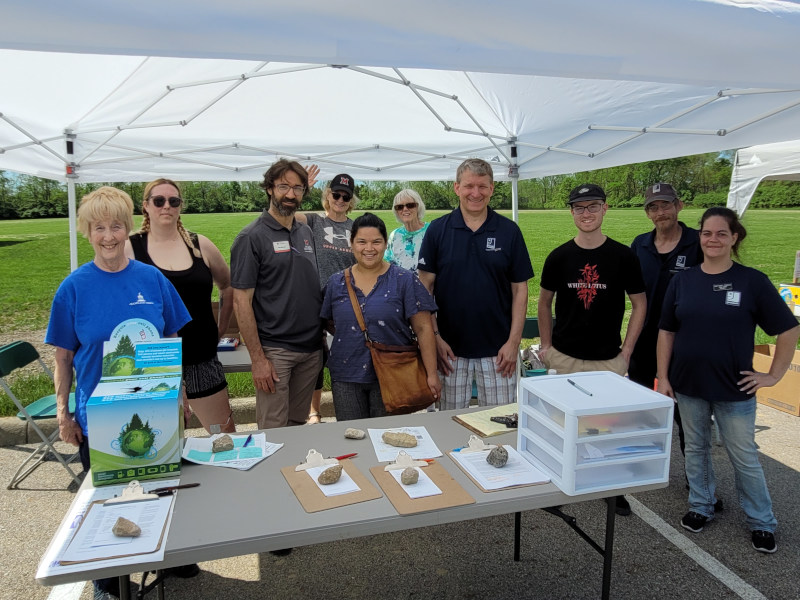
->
[571, 203, 603, 215]
[149, 195, 182, 208]
[394, 202, 418, 211]
[274, 184, 306, 196]
[331, 192, 351, 202]
[645, 201, 676, 214]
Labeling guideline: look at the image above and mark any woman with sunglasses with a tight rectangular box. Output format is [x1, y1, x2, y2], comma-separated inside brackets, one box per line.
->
[295, 172, 358, 424]
[125, 178, 236, 435]
[385, 189, 429, 274]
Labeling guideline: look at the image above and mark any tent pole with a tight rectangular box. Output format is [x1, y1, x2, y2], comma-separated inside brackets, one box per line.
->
[67, 179, 78, 272]
[509, 145, 519, 223]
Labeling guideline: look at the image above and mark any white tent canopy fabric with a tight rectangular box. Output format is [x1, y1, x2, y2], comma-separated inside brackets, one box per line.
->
[727, 140, 800, 215]
[3, 0, 800, 268]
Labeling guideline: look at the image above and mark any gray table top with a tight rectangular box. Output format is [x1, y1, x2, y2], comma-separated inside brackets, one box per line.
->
[38, 407, 666, 585]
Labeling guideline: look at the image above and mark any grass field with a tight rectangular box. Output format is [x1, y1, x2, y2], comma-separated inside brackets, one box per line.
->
[1, 208, 798, 414]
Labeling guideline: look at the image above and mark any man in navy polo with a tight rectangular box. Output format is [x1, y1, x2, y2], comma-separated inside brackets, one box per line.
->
[418, 158, 534, 409]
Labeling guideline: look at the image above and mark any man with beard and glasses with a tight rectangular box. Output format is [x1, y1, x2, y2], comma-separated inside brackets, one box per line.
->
[538, 183, 647, 516]
[231, 159, 323, 430]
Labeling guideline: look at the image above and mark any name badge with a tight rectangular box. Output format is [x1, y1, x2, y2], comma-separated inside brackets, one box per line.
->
[725, 291, 741, 306]
[273, 241, 291, 253]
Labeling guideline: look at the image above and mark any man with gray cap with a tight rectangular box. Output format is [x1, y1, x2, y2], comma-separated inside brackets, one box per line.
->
[630, 183, 702, 455]
[538, 183, 646, 516]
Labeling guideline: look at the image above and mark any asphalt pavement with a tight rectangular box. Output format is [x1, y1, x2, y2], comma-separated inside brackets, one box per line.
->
[2, 402, 798, 600]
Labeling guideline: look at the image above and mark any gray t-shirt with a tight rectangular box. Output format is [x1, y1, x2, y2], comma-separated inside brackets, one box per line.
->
[230, 210, 323, 352]
[305, 213, 356, 289]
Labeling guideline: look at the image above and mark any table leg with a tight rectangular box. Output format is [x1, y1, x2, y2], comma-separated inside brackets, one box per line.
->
[118, 574, 133, 600]
[513, 511, 521, 561]
[601, 496, 617, 600]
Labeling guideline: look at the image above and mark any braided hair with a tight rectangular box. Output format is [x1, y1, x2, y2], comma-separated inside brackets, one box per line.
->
[140, 178, 200, 258]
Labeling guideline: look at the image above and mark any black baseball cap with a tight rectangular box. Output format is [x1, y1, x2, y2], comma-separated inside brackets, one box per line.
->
[568, 183, 606, 205]
[330, 174, 355, 195]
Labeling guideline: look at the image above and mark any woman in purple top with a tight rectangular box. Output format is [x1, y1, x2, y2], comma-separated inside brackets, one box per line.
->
[320, 213, 440, 420]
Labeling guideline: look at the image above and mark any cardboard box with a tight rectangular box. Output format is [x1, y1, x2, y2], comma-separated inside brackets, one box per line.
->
[778, 284, 800, 317]
[88, 334, 184, 485]
[753, 344, 800, 417]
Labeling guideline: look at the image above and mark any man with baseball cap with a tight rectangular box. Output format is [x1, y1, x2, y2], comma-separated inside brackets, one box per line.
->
[630, 183, 703, 454]
[538, 183, 647, 516]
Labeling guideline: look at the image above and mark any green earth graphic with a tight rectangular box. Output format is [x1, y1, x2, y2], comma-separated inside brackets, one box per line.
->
[118, 413, 156, 457]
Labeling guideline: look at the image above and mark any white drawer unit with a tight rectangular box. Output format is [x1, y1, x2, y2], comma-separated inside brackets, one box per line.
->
[517, 371, 674, 495]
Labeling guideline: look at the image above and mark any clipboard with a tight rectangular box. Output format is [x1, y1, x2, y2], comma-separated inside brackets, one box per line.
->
[448, 446, 550, 493]
[59, 494, 173, 565]
[369, 460, 475, 515]
[452, 403, 518, 437]
[280, 459, 382, 513]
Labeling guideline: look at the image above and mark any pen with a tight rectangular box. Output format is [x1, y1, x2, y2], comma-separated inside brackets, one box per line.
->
[151, 483, 200, 495]
[452, 447, 465, 452]
[567, 378, 593, 396]
[243, 434, 253, 448]
[335, 453, 358, 460]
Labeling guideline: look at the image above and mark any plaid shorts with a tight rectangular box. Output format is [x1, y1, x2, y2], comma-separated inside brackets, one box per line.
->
[183, 357, 228, 399]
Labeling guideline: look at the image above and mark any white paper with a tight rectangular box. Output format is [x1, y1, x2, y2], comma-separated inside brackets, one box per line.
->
[389, 467, 442, 499]
[306, 465, 361, 497]
[36, 479, 180, 580]
[61, 495, 173, 562]
[368, 427, 443, 462]
[182, 433, 282, 470]
[578, 442, 661, 461]
[450, 445, 550, 490]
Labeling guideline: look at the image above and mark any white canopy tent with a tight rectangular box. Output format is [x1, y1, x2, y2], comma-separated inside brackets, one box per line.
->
[727, 139, 800, 215]
[2, 0, 800, 268]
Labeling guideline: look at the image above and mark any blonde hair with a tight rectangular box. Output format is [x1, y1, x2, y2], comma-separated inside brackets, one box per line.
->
[77, 186, 134, 239]
[139, 178, 200, 258]
[321, 184, 359, 214]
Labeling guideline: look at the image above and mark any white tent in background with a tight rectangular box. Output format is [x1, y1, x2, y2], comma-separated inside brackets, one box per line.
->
[3, 0, 800, 268]
[727, 140, 800, 215]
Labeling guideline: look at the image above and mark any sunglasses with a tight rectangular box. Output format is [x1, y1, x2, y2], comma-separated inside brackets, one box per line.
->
[149, 195, 182, 208]
[394, 202, 418, 211]
[331, 192, 351, 202]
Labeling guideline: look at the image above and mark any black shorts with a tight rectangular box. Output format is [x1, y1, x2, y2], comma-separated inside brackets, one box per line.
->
[314, 344, 331, 390]
[184, 357, 228, 399]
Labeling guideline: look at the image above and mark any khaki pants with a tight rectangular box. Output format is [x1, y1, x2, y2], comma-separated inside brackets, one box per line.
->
[255, 346, 322, 429]
[544, 346, 627, 376]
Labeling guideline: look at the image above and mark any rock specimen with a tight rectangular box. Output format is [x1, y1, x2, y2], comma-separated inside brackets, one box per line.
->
[382, 431, 417, 448]
[400, 467, 419, 485]
[486, 445, 509, 468]
[318, 464, 343, 485]
[344, 428, 366, 440]
[112, 516, 141, 537]
[212, 434, 234, 453]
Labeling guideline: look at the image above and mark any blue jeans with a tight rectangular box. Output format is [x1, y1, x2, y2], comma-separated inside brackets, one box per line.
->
[676, 393, 776, 532]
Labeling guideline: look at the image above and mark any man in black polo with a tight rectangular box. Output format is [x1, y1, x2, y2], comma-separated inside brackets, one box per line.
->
[630, 182, 703, 456]
[418, 158, 533, 409]
[231, 159, 323, 430]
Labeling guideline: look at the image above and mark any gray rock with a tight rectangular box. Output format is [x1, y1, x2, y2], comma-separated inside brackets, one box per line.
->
[318, 464, 343, 485]
[486, 445, 509, 468]
[212, 434, 234, 453]
[382, 431, 417, 448]
[344, 428, 366, 440]
[112, 516, 141, 537]
[400, 467, 419, 485]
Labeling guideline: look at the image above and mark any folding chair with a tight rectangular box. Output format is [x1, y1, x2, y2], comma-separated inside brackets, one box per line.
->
[0, 341, 81, 489]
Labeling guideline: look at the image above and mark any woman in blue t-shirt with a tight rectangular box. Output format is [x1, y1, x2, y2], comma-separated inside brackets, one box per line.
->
[384, 189, 430, 274]
[657, 207, 799, 554]
[321, 213, 440, 420]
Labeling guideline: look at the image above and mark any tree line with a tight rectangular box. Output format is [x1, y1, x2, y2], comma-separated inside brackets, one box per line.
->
[1, 152, 798, 220]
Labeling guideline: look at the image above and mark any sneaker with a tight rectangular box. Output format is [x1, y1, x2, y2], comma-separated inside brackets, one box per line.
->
[751, 530, 777, 554]
[269, 548, 293, 557]
[165, 563, 200, 578]
[605, 495, 631, 516]
[714, 498, 724, 513]
[681, 511, 712, 533]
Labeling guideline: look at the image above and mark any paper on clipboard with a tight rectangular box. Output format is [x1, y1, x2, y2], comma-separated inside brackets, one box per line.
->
[367, 427, 443, 462]
[449, 445, 550, 491]
[59, 494, 173, 563]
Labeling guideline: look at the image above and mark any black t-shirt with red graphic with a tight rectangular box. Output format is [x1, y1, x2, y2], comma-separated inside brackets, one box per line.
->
[541, 238, 645, 360]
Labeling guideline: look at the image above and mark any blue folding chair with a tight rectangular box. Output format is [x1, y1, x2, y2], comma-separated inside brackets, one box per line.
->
[0, 341, 81, 489]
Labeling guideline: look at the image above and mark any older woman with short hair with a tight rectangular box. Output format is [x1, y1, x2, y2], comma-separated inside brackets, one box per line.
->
[46, 186, 190, 597]
[384, 189, 429, 274]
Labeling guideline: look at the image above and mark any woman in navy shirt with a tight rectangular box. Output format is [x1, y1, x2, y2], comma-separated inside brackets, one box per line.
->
[657, 207, 799, 554]
[321, 213, 440, 420]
